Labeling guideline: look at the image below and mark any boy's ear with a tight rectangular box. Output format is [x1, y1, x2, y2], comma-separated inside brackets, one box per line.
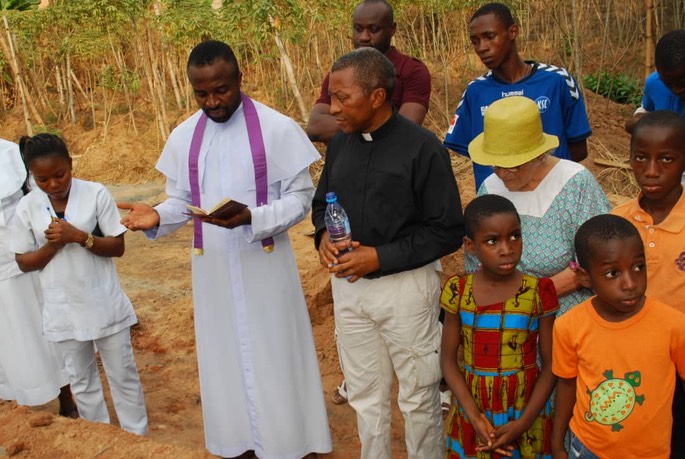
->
[508, 23, 519, 41]
[577, 266, 592, 289]
[463, 236, 475, 255]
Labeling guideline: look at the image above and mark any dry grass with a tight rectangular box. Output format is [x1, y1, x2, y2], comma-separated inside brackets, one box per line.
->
[593, 139, 640, 197]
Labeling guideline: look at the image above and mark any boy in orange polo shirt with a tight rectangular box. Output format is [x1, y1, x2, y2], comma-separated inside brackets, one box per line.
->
[552, 214, 685, 459]
[611, 110, 685, 457]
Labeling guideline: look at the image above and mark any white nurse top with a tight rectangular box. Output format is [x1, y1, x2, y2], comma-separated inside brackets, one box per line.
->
[10, 178, 137, 342]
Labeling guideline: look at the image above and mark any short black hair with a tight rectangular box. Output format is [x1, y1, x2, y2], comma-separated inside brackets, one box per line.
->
[470, 2, 516, 29]
[631, 110, 685, 150]
[464, 194, 520, 239]
[354, 0, 394, 23]
[19, 133, 70, 166]
[331, 47, 396, 99]
[655, 29, 685, 72]
[187, 40, 239, 72]
[574, 214, 642, 270]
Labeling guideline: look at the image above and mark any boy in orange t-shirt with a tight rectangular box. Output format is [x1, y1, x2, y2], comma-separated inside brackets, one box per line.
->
[551, 214, 685, 459]
[611, 110, 685, 457]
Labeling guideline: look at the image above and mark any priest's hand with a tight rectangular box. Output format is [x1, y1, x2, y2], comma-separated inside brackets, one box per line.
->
[200, 207, 251, 229]
[118, 201, 160, 231]
[329, 241, 379, 282]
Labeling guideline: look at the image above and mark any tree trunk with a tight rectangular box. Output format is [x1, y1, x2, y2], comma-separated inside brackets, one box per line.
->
[269, 15, 308, 123]
[0, 15, 43, 131]
[644, 0, 655, 79]
[55, 63, 66, 116]
[66, 51, 76, 123]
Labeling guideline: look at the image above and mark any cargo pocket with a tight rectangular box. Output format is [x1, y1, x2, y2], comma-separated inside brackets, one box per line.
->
[411, 335, 442, 390]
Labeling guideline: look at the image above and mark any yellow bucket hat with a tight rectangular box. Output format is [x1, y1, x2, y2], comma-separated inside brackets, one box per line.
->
[468, 96, 559, 168]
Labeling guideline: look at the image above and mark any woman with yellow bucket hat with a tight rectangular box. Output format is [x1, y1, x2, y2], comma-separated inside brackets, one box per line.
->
[466, 96, 611, 315]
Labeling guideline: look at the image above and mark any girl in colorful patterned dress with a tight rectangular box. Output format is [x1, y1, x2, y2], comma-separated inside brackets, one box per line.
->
[440, 195, 558, 458]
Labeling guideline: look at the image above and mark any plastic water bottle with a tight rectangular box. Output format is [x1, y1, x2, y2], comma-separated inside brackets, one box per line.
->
[324, 192, 352, 254]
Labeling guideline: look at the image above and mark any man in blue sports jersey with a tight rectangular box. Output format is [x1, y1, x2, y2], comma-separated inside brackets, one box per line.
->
[444, 2, 591, 190]
[625, 29, 685, 134]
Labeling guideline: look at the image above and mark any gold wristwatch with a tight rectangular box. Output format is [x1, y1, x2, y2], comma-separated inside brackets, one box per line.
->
[83, 233, 94, 249]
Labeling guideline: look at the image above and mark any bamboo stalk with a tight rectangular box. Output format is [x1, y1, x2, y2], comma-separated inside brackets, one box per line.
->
[0, 15, 42, 131]
[69, 68, 89, 101]
[313, 34, 322, 78]
[644, 0, 654, 79]
[24, 54, 51, 113]
[6, 22, 43, 126]
[84, 69, 96, 132]
[108, 35, 138, 134]
[99, 68, 112, 138]
[66, 51, 76, 123]
[136, 31, 167, 141]
[269, 15, 308, 123]
[146, 30, 169, 138]
[0, 38, 29, 132]
[0, 78, 6, 113]
[166, 52, 183, 109]
[55, 63, 65, 115]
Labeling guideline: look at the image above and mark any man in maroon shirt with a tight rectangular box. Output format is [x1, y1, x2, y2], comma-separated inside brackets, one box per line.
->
[306, 0, 431, 144]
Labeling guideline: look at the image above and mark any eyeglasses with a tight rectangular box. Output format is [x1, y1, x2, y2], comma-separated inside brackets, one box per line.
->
[490, 154, 547, 173]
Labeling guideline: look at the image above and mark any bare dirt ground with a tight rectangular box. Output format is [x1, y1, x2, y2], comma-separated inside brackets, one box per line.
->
[0, 91, 634, 458]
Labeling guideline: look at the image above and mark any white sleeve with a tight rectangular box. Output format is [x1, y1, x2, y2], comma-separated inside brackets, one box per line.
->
[96, 185, 128, 237]
[9, 197, 38, 254]
[244, 167, 314, 243]
[633, 106, 648, 115]
[143, 177, 191, 240]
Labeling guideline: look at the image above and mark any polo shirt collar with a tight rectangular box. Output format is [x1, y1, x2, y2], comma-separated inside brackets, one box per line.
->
[630, 188, 685, 233]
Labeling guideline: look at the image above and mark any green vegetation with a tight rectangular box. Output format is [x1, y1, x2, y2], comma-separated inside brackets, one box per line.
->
[0, 0, 39, 11]
[0, 0, 682, 142]
[584, 71, 643, 106]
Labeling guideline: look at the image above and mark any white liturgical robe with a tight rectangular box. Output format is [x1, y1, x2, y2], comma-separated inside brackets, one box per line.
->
[0, 140, 69, 406]
[148, 100, 331, 458]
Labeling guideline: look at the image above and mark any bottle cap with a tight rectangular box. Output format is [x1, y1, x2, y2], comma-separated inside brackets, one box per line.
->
[325, 192, 337, 203]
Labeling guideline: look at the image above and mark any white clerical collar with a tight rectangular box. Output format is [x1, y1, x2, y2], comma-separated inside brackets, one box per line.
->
[361, 132, 373, 142]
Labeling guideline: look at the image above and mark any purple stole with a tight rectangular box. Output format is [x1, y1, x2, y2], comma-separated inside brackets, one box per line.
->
[188, 93, 274, 255]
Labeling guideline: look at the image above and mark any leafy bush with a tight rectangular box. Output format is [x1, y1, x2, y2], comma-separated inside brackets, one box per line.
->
[584, 71, 642, 106]
[0, 0, 39, 11]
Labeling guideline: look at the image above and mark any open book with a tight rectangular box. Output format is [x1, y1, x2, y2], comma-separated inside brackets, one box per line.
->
[185, 197, 248, 220]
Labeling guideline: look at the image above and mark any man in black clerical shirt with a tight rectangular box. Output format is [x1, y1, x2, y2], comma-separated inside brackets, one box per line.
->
[312, 47, 464, 459]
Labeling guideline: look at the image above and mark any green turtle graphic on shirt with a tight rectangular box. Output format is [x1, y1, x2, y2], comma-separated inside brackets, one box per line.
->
[584, 369, 644, 432]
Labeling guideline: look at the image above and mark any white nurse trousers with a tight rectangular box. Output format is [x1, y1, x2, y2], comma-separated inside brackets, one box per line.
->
[56, 327, 148, 435]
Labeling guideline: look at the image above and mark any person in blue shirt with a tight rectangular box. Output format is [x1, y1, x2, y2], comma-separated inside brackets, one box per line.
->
[625, 29, 685, 134]
[444, 2, 591, 190]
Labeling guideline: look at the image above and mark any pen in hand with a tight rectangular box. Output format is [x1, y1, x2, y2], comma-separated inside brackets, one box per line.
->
[47, 206, 66, 223]
[47, 206, 58, 223]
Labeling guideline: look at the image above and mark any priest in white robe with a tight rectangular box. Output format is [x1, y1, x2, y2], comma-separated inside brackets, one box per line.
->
[118, 40, 331, 459]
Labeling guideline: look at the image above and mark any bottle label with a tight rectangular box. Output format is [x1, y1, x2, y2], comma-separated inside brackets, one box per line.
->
[328, 224, 350, 241]
[327, 222, 351, 254]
